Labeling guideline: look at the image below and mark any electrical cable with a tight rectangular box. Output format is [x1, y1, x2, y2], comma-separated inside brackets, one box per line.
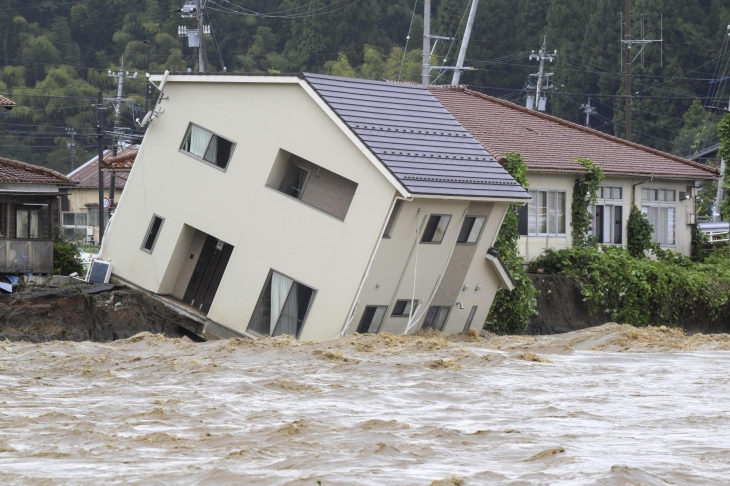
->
[398, 0, 419, 82]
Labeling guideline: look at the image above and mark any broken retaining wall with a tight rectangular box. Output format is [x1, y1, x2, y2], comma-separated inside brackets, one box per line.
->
[0, 285, 203, 342]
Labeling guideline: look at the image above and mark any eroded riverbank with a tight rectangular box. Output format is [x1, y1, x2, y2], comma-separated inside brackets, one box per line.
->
[1, 324, 729, 484]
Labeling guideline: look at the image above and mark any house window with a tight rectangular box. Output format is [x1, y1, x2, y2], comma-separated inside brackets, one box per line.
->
[382, 199, 404, 238]
[391, 299, 419, 317]
[141, 215, 164, 253]
[641, 187, 677, 246]
[421, 215, 451, 243]
[247, 270, 316, 338]
[525, 190, 566, 236]
[62, 212, 90, 241]
[598, 186, 623, 200]
[180, 123, 235, 170]
[463, 305, 478, 332]
[356, 306, 387, 333]
[457, 216, 486, 244]
[280, 163, 310, 199]
[16, 208, 44, 239]
[594, 205, 623, 244]
[421, 306, 450, 331]
[642, 206, 676, 246]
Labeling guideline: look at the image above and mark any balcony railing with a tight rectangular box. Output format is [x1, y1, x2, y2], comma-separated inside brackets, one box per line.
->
[0, 239, 53, 274]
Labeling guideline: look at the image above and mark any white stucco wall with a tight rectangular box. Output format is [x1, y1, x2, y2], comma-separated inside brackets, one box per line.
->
[100, 80, 396, 341]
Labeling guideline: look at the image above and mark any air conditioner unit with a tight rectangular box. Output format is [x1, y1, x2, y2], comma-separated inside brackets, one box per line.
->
[86, 259, 112, 284]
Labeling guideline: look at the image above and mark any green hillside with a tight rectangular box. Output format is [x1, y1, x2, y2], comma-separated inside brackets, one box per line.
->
[1, 0, 730, 173]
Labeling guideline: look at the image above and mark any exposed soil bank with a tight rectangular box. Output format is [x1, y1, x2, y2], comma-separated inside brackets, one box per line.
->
[527, 274, 730, 335]
[0, 285, 201, 342]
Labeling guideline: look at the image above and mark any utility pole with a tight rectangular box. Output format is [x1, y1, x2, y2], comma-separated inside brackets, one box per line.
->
[421, 0, 431, 84]
[624, 0, 632, 141]
[96, 91, 106, 246]
[196, 0, 207, 72]
[526, 36, 556, 111]
[107, 57, 137, 153]
[65, 127, 77, 172]
[581, 97, 597, 127]
[451, 0, 479, 85]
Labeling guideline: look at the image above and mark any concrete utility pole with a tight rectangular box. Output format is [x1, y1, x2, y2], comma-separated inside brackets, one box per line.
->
[96, 91, 106, 246]
[65, 127, 76, 172]
[624, 0, 632, 141]
[107, 57, 137, 153]
[421, 0, 431, 84]
[581, 97, 597, 127]
[451, 0, 479, 85]
[197, 0, 207, 73]
[527, 36, 556, 111]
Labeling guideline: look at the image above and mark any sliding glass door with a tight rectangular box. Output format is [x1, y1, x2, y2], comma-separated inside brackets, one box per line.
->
[248, 270, 316, 339]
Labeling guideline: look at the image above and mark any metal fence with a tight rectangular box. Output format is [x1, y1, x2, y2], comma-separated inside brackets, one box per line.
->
[0, 240, 54, 274]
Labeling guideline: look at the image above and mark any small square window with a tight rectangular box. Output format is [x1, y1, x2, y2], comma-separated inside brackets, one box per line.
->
[391, 299, 419, 317]
[180, 123, 235, 169]
[642, 188, 650, 201]
[613, 187, 622, 199]
[597, 187, 604, 199]
[457, 216, 486, 244]
[421, 215, 451, 243]
[667, 190, 676, 202]
[141, 215, 164, 253]
[659, 189, 666, 202]
[651, 189, 658, 201]
[280, 163, 310, 199]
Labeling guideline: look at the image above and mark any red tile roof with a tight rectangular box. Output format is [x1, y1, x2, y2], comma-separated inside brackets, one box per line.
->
[0, 156, 75, 185]
[102, 145, 138, 170]
[430, 86, 718, 180]
[68, 145, 138, 189]
[0, 95, 16, 108]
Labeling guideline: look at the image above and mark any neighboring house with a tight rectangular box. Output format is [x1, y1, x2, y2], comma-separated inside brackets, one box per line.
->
[66, 145, 137, 243]
[431, 86, 719, 259]
[0, 95, 16, 110]
[99, 73, 529, 341]
[0, 156, 75, 273]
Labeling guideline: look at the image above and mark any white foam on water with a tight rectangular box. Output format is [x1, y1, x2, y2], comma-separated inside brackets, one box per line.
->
[0, 325, 729, 485]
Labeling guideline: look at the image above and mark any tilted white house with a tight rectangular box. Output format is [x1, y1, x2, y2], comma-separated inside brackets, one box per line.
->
[99, 73, 529, 341]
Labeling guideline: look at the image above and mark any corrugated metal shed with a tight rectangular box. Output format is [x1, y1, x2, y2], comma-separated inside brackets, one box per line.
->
[302, 74, 529, 200]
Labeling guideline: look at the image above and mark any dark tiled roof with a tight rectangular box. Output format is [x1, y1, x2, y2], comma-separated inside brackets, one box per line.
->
[430, 86, 718, 180]
[302, 74, 529, 200]
[0, 157, 74, 185]
[68, 146, 137, 189]
[0, 95, 16, 108]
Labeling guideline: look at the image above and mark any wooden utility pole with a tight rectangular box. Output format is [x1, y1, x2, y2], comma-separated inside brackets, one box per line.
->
[624, 0, 632, 142]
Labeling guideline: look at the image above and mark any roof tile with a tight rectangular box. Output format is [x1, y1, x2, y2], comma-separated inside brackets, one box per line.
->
[430, 86, 718, 180]
[0, 156, 75, 185]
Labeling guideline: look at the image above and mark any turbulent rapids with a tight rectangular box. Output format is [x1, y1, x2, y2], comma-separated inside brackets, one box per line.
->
[1, 323, 730, 484]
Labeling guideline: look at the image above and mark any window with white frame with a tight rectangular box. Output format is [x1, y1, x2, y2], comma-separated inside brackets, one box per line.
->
[523, 190, 566, 236]
[62, 212, 90, 241]
[180, 123, 235, 170]
[641, 188, 676, 246]
[593, 185, 624, 245]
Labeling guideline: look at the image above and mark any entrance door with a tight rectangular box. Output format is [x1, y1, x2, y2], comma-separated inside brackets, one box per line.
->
[183, 235, 234, 314]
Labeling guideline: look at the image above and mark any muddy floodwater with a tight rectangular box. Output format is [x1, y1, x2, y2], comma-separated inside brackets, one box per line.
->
[1, 324, 730, 485]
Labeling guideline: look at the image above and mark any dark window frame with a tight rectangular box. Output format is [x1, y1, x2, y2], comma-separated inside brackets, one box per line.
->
[279, 162, 311, 200]
[382, 199, 404, 239]
[421, 305, 451, 331]
[457, 216, 487, 245]
[356, 305, 388, 334]
[141, 214, 164, 253]
[179, 122, 236, 172]
[420, 214, 452, 244]
[391, 299, 420, 317]
[246, 268, 318, 339]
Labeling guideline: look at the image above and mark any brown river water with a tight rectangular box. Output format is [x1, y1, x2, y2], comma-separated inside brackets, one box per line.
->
[1, 323, 730, 485]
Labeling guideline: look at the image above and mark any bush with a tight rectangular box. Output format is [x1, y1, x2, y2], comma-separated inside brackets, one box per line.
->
[484, 153, 537, 334]
[626, 205, 654, 258]
[531, 245, 730, 327]
[53, 234, 84, 276]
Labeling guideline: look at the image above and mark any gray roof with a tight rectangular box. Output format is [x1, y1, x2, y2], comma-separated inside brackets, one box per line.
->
[302, 73, 529, 200]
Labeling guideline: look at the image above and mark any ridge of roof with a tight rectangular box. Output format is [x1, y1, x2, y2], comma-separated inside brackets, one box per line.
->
[0, 156, 76, 185]
[429, 85, 719, 178]
[0, 95, 16, 108]
[301, 73, 530, 200]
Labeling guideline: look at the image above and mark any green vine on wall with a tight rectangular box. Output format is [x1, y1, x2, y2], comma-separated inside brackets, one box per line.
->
[719, 113, 730, 220]
[571, 158, 604, 247]
[485, 153, 537, 335]
[626, 205, 654, 258]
